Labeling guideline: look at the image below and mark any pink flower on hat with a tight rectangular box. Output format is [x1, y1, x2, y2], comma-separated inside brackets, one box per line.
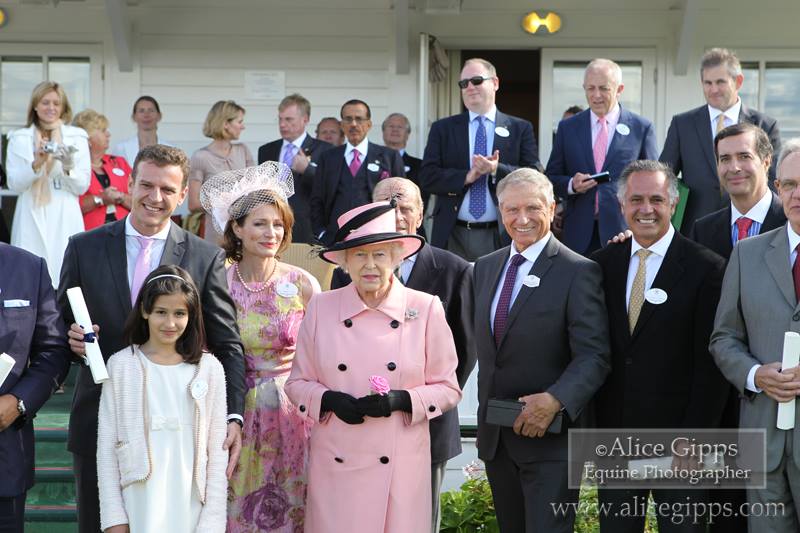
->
[369, 375, 391, 396]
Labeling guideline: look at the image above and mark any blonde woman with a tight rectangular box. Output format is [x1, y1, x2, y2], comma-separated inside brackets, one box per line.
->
[188, 100, 254, 243]
[6, 81, 90, 284]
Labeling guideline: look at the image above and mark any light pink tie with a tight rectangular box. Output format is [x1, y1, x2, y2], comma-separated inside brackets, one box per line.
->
[348, 149, 362, 177]
[130, 236, 154, 305]
[593, 118, 608, 216]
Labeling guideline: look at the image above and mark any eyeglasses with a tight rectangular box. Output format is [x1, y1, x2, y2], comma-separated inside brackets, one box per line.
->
[341, 116, 369, 125]
[778, 180, 800, 194]
[458, 76, 493, 89]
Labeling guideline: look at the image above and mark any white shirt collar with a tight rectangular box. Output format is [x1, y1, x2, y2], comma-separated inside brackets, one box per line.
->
[283, 131, 307, 149]
[708, 98, 742, 124]
[730, 190, 772, 225]
[468, 105, 497, 124]
[630, 224, 675, 259]
[591, 103, 621, 125]
[125, 215, 171, 241]
[346, 138, 370, 157]
[511, 232, 551, 263]
[787, 224, 800, 256]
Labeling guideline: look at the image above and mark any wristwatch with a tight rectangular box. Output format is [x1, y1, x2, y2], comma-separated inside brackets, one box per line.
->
[16, 397, 26, 417]
[93, 195, 103, 208]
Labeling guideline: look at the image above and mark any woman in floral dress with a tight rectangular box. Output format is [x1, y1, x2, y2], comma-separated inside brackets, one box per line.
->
[200, 161, 319, 532]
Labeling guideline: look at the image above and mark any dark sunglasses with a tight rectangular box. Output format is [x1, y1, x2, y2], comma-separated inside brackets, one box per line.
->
[458, 76, 492, 89]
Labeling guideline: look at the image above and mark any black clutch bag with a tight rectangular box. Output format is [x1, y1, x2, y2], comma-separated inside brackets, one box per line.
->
[486, 398, 564, 434]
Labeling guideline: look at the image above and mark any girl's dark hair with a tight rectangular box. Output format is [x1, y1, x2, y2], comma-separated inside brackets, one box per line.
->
[132, 95, 162, 117]
[123, 265, 205, 364]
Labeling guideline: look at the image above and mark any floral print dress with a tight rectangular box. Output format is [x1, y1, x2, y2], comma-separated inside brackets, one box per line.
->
[227, 267, 310, 533]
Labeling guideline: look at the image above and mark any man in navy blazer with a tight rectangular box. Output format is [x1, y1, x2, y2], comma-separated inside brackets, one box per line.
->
[310, 99, 405, 244]
[546, 58, 658, 256]
[420, 58, 540, 261]
[661, 48, 780, 233]
[257, 94, 331, 244]
[0, 243, 71, 531]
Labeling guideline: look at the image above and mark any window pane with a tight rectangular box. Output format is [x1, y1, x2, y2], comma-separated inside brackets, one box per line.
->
[739, 62, 759, 111]
[48, 58, 91, 115]
[551, 61, 642, 135]
[1, 58, 43, 123]
[764, 62, 800, 139]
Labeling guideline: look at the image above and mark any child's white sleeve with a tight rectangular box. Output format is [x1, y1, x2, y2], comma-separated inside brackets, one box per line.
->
[196, 360, 229, 532]
[97, 373, 129, 529]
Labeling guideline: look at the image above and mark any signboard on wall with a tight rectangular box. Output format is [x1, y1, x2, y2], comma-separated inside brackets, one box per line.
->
[244, 70, 286, 100]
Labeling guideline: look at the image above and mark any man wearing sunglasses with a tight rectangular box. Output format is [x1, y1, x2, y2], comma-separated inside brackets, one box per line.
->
[420, 58, 541, 261]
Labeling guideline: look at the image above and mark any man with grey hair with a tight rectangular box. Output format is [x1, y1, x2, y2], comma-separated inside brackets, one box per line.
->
[329, 176, 474, 533]
[661, 47, 781, 234]
[473, 167, 610, 532]
[591, 159, 727, 532]
[546, 58, 658, 256]
[420, 57, 540, 261]
[711, 138, 800, 532]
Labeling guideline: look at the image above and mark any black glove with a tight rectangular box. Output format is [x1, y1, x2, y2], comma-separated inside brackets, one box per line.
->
[320, 391, 364, 425]
[355, 390, 412, 418]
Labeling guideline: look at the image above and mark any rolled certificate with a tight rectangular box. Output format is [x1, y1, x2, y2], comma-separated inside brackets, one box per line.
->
[777, 331, 800, 430]
[66, 287, 109, 384]
[0, 353, 15, 389]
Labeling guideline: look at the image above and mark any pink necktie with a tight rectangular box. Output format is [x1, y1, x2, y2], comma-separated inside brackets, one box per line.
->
[130, 236, 154, 305]
[348, 149, 362, 177]
[282, 144, 296, 167]
[593, 118, 608, 216]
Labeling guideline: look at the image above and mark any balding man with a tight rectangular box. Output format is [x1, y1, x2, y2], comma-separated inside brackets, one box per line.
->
[331, 177, 474, 532]
[546, 58, 658, 256]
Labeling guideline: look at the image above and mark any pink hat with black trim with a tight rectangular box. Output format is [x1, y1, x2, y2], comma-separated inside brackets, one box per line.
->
[319, 201, 425, 265]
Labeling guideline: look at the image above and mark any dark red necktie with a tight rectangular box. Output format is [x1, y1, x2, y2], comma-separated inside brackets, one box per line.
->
[735, 216, 753, 244]
[494, 254, 527, 346]
[793, 244, 800, 303]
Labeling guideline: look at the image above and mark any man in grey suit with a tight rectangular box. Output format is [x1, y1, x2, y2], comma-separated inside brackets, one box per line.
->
[710, 138, 800, 532]
[473, 167, 610, 532]
[660, 48, 781, 233]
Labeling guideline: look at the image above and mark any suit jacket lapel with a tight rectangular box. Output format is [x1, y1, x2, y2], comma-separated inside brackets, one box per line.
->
[608, 241, 634, 342]
[405, 244, 439, 289]
[456, 112, 471, 168]
[579, 111, 595, 172]
[106, 220, 132, 312]
[492, 111, 509, 159]
[762, 193, 786, 233]
[690, 106, 717, 177]
[631, 235, 685, 339]
[604, 107, 628, 169]
[480, 250, 510, 355]
[364, 143, 380, 192]
[160, 222, 186, 268]
[715, 207, 734, 257]
[766, 227, 796, 308]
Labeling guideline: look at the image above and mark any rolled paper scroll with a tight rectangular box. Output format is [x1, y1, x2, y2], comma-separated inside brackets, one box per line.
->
[66, 287, 109, 384]
[0, 352, 15, 388]
[777, 332, 800, 430]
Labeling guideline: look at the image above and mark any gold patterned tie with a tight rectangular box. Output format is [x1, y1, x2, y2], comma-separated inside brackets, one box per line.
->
[628, 249, 652, 333]
[715, 113, 726, 135]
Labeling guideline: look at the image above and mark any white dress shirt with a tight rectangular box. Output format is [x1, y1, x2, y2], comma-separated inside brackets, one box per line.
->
[625, 224, 675, 311]
[125, 216, 170, 287]
[345, 138, 370, 166]
[458, 106, 498, 223]
[730, 189, 772, 226]
[708, 99, 742, 139]
[489, 233, 551, 332]
[281, 131, 307, 163]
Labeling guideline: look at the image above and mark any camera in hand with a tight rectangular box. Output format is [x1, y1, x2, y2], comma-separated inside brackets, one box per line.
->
[42, 141, 62, 154]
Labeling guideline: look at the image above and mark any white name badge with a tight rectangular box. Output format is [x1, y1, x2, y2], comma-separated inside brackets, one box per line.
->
[495, 126, 510, 137]
[522, 275, 540, 288]
[277, 281, 299, 298]
[645, 288, 668, 305]
[191, 379, 208, 400]
[616, 123, 631, 136]
[112, 168, 126, 176]
[404, 165, 411, 173]
[367, 163, 380, 172]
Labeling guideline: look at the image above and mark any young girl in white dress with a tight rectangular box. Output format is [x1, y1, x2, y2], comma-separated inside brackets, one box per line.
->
[97, 265, 228, 533]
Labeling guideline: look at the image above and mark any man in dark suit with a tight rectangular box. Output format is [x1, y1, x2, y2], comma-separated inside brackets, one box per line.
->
[310, 99, 405, 244]
[257, 93, 331, 243]
[591, 160, 728, 532]
[690, 123, 784, 533]
[330, 177, 474, 532]
[0, 244, 71, 531]
[661, 48, 781, 233]
[420, 58, 541, 261]
[57, 145, 246, 533]
[546, 58, 658, 256]
[474, 168, 610, 532]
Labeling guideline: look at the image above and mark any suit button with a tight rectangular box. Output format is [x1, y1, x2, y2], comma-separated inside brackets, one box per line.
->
[299, 405, 306, 412]
[387, 362, 397, 371]
[428, 405, 436, 412]
[390, 320, 399, 329]
[794, 313, 800, 322]
[334, 457, 344, 463]
[344, 319, 353, 328]
[380, 456, 389, 464]
[338, 363, 347, 371]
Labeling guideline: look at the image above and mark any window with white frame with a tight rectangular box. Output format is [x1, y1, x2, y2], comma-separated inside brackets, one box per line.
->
[740, 60, 800, 140]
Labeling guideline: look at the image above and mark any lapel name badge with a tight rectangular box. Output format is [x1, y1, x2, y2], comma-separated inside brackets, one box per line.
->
[367, 163, 380, 172]
[277, 282, 299, 298]
[112, 168, 126, 176]
[495, 126, 510, 138]
[404, 165, 411, 173]
[645, 288, 667, 305]
[616, 123, 631, 136]
[522, 275, 540, 288]
[191, 379, 208, 400]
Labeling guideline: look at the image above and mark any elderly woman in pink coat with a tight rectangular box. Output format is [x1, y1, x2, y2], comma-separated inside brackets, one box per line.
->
[286, 200, 462, 532]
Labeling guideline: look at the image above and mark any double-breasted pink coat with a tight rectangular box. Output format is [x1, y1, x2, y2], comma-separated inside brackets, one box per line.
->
[286, 279, 462, 533]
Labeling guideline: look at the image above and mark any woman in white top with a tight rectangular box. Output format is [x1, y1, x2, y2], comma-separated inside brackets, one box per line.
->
[112, 96, 173, 165]
[6, 81, 91, 284]
[187, 100, 254, 244]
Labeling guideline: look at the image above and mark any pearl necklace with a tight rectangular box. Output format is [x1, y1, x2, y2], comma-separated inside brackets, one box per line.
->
[234, 260, 277, 293]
